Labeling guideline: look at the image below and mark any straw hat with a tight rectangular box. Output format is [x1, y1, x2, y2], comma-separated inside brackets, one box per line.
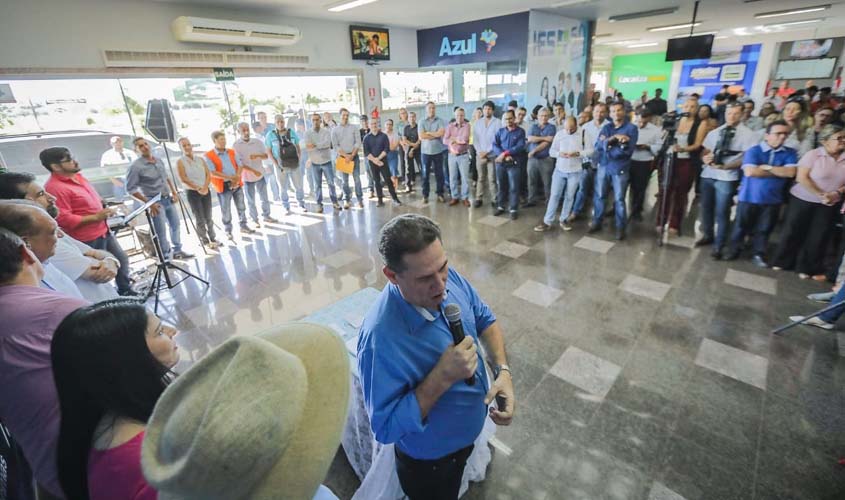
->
[141, 322, 350, 500]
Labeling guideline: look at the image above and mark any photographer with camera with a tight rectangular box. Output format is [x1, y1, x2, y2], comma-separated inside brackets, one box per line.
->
[591, 102, 638, 240]
[697, 103, 758, 259]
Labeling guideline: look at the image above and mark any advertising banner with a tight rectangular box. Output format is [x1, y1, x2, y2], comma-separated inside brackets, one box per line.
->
[609, 52, 673, 98]
[417, 12, 529, 67]
[677, 44, 761, 106]
[525, 11, 590, 116]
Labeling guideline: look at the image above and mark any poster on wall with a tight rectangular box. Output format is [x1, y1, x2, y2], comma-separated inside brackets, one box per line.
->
[676, 44, 761, 106]
[524, 11, 590, 116]
[609, 52, 673, 99]
[416, 12, 529, 67]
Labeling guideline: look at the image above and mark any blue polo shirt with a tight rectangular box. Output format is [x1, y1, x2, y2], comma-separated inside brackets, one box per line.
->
[597, 121, 638, 175]
[491, 126, 527, 160]
[738, 142, 798, 205]
[528, 123, 556, 159]
[357, 268, 495, 460]
[264, 128, 300, 162]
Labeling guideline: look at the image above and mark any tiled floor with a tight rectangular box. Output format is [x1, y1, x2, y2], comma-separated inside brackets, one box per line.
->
[153, 181, 845, 500]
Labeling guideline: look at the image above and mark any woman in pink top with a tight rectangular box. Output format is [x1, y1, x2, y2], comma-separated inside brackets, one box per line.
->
[772, 125, 845, 278]
[51, 299, 180, 500]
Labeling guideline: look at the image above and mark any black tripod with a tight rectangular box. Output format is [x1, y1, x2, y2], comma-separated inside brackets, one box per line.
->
[655, 127, 677, 247]
[142, 195, 209, 312]
[771, 299, 845, 335]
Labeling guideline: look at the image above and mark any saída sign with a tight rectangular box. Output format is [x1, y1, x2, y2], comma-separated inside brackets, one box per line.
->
[417, 12, 529, 67]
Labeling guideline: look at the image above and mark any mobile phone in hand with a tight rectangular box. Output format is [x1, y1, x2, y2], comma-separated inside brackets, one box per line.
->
[495, 394, 507, 412]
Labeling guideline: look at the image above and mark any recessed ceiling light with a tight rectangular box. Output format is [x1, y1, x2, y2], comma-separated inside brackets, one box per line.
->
[755, 4, 830, 19]
[648, 22, 702, 32]
[629, 42, 660, 48]
[326, 0, 378, 12]
[608, 7, 679, 22]
[765, 18, 823, 27]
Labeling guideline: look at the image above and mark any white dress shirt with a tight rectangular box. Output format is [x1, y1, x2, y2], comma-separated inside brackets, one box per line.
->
[50, 236, 119, 303]
[233, 137, 267, 183]
[631, 123, 664, 162]
[472, 117, 502, 155]
[41, 262, 84, 300]
[581, 120, 604, 163]
[549, 129, 583, 173]
[701, 123, 758, 182]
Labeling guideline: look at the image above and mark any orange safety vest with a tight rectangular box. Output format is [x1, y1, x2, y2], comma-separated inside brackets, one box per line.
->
[204, 149, 242, 193]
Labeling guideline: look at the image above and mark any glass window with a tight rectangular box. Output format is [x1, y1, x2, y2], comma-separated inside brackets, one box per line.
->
[380, 70, 452, 110]
[462, 70, 486, 103]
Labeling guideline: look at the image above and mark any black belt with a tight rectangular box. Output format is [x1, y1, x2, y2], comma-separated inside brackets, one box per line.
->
[451, 152, 468, 156]
[395, 444, 474, 465]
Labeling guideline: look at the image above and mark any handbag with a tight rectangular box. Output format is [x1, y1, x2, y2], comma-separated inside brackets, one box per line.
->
[274, 130, 299, 168]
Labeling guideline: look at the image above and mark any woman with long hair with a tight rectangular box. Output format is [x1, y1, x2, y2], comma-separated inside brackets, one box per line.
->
[656, 98, 707, 236]
[697, 104, 718, 132]
[52, 299, 179, 500]
[780, 98, 815, 156]
[772, 125, 845, 279]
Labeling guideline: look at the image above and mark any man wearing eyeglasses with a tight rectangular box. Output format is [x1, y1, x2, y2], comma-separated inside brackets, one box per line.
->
[723, 120, 797, 267]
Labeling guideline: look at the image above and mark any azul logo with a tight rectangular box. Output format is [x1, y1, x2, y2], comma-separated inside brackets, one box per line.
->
[439, 29, 498, 57]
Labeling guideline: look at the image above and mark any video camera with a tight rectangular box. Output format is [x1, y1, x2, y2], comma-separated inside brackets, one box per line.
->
[713, 126, 742, 165]
[661, 111, 689, 132]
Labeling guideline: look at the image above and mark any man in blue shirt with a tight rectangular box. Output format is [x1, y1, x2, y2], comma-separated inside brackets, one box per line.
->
[492, 110, 527, 219]
[525, 107, 556, 207]
[592, 102, 638, 240]
[419, 102, 447, 204]
[724, 120, 797, 267]
[358, 214, 515, 500]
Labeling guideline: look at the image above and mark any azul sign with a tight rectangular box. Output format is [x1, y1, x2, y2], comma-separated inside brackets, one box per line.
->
[418, 12, 528, 67]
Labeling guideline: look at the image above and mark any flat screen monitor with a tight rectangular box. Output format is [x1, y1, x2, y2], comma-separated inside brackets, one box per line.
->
[350, 25, 390, 61]
[666, 34, 714, 61]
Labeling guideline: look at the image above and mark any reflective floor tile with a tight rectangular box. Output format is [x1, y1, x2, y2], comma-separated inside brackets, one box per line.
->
[724, 268, 777, 296]
[549, 346, 622, 398]
[694, 338, 769, 390]
[573, 236, 615, 254]
[512, 280, 564, 308]
[491, 240, 532, 259]
[619, 274, 672, 302]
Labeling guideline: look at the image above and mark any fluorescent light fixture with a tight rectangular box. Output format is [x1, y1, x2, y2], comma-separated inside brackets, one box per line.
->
[765, 18, 823, 27]
[648, 22, 702, 32]
[608, 7, 679, 22]
[326, 0, 378, 12]
[755, 4, 829, 19]
[629, 42, 659, 48]
[550, 0, 595, 7]
[593, 33, 613, 38]
[598, 38, 640, 45]
[669, 31, 717, 38]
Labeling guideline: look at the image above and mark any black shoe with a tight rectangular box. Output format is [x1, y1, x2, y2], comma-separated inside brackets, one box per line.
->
[587, 224, 601, 234]
[473, 200, 482, 208]
[523, 201, 537, 208]
[694, 237, 714, 248]
[240, 225, 255, 234]
[751, 254, 768, 268]
[510, 211, 518, 220]
[227, 232, 235, 241]
[711, 248, 723, 260]
[722, 250, 739, 261]
[423, 198, 430, 204]
[494, 208, 505, 216]
[615, 229, 626, 241]
[377, 200, 385, 207]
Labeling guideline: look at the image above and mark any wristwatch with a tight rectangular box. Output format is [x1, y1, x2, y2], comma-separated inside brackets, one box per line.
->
[493, 364, 511, 380]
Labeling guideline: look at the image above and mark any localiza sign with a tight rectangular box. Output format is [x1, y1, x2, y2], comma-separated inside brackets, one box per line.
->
[417, 12, 529, 67]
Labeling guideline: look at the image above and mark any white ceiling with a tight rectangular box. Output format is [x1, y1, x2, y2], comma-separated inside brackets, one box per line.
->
[150, 0, 845, 44]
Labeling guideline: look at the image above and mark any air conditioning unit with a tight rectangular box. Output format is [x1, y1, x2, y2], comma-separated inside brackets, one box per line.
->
[172, 16, 302, 47]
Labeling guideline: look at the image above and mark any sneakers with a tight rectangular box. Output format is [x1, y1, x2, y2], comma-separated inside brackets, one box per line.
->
[788, 315, 835, 330]
[560, 222, 573, 231]
[332, 202, 341, 211]
[240, 225, 256, 234]
[534, 223, 551, 232]
[509, 211, 518, 220]
[437, 195, 446, 203]
[263, 216, 278, 223]
[807, 291, 835, 303]
[694, 237, 714, 248]
[493, 208, 505, 216]
[751, 254, 768, 268]
[722, 250, 739, 261]
[344, 201, 352, 209]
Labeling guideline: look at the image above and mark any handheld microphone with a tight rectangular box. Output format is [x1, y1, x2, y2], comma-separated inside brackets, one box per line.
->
[444, 303, 475, 386]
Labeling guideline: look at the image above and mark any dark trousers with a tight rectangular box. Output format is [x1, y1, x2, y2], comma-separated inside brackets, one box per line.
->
[656, 157, 696, 231]
[406, 149, 421, 187]
[421, 152, 445, 198]
[698, 178, 737, 250]
[629, 159, 654, 217]
[729, 202, 780, 257]
[395, 445, 473, 500]
[495, 162, 522, 212]
[185, 189, 216, 243]
[84, 231, 132, 294]
[370, 161, 399, 202]
[772, 195, 838, 275]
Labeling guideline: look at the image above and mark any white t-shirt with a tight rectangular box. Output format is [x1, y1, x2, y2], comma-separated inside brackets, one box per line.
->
[631, 123, 664, 162]
[50, 237, 119, 302]
[233, 137, 267, 183]
[549, 129, 583, 173]
[100, 148, 137, 167]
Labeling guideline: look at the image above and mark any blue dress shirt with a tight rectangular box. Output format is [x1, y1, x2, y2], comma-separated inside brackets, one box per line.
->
[528, 123, 557, 159]
[357, 268, 496, 460]
[738, 142, 798, 205]
[491, 126, 527, 160]
[596, 121, 638, 175]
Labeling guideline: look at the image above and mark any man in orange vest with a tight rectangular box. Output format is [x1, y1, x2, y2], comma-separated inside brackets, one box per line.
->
[204, 130, 255, 240]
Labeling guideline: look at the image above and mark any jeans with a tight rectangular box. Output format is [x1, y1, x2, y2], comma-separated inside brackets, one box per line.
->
[495, 162, 522, 212]
[421, 152, 446, 198]
[572, 165, 595, 215]
[698, 178, 737, 249]
[387, 150, 399, 177]
[148, 196, 182, 255]
[729, 202, 780, 257]
[820, 282, 845, 324]
[341, 155, 364, 203]
[397, 145, 406, 181]
[475, 154, 497, 202]
[244, 177, 271, 222]
[264, 164, 282, 201]
[216, 183, 248, 233]
[185, 189, 216, 243]
[312, 161, 339, 205]
[527, 156, 554, 204]
[395, 445, 473, 500]
[593, 166, 630, 230]
[277, 166, 305, 210]
[84, 231, 131, 294]
[543, 169, 582, 225]
[405, 150, 421, 188]
[442, 150, 450, 193]
[448, 153, 471, 200]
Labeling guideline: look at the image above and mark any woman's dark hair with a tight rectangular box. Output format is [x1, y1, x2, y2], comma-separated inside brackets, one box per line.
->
[52, 299, 173, 500]
[698, 104, 714, 118]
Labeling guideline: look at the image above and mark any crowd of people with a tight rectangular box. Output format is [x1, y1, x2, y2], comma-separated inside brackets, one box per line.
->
[2, 78, 845, 499]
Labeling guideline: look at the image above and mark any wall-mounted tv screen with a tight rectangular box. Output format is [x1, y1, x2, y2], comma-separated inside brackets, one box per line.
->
[776, 57, 837, 79]
[666, 34, 714, 61]
[350, 25, 390, 61]
[790, 39, 833, 59]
